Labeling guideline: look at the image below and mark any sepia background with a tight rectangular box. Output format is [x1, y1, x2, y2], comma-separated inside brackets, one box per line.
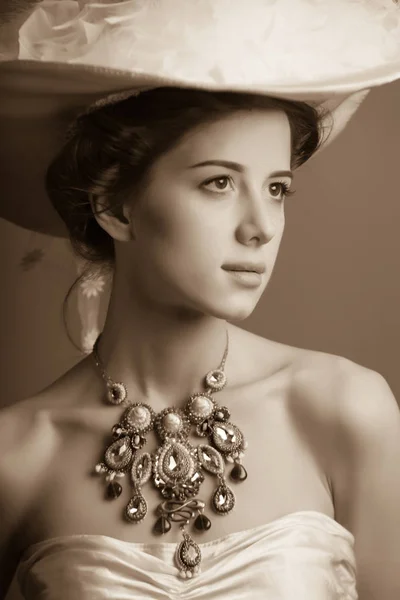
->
[1, 78, 400, 411]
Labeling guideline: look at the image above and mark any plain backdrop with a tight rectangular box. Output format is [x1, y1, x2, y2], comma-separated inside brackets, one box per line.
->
[1, 79, 399, 408]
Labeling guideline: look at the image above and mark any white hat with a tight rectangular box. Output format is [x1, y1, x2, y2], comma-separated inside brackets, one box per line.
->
[0, 0, 399, 236]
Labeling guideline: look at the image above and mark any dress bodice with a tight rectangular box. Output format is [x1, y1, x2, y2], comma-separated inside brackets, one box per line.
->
[16, 510, 357, 599]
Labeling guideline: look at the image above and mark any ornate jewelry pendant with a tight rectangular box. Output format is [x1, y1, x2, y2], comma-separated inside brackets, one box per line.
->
[155, 498, 210, 577]
[125, 452, 153, 523]
[176, 532, 202, 579]
[153, 438, 205, 501]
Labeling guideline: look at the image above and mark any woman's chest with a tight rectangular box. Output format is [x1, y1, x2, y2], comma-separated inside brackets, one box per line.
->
[20, 376, 334, 550]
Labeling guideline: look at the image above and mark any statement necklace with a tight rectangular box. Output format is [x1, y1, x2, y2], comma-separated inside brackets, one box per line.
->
[92, 331, 248, 579]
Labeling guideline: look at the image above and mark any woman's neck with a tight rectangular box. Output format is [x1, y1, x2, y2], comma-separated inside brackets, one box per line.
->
[96, 291, 230, 411]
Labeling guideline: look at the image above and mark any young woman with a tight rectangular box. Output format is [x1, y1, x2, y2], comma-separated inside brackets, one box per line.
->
[0, 1, 400, 599]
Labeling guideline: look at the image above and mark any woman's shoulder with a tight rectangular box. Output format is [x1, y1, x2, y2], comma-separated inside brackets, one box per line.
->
[0, 395, 60, 505]
[232, 323, 374, 389]
[0, 358, 92, 520]
[262, 335, 396, 476]
[237, 325, 388, 428]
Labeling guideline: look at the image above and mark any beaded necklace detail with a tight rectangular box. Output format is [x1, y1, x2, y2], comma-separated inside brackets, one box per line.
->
[92, 331, 248, 579]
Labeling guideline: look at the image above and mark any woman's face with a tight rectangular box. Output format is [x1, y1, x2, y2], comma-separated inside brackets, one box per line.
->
[118, 108, 293, 320]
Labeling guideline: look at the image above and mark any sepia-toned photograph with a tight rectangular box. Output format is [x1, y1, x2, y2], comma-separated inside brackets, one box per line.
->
[0, 1, 400, 599]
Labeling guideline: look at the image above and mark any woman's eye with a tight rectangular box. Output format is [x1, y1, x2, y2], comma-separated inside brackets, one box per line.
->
[201, 176, 295, 200]
[269, 181, 294, 200]
[202, 175, 234, 193]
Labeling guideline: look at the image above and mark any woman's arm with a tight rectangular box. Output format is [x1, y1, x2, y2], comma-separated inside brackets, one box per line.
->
[334, 367, 400, 600]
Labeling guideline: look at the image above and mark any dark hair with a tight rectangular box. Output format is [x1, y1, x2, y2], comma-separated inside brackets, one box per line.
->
[46, 86, 330, 268]
[47, 87, 331, 349]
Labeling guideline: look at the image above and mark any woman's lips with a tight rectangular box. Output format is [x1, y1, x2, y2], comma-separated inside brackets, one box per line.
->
[222, 268, 263, 287]
[222, 262, 266, 274]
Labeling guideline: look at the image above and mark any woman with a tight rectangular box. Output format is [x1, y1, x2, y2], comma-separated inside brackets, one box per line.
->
[0, 1, 400, 599]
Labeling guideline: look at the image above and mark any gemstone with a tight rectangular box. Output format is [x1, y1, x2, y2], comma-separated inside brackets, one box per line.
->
[205, 369, 227, 390]
[105, 481, 122, 499]
[131, 452, 152, 486]
[186, 546, 198, 562]
[194, 513, 212, 531]
[212, 423, 242, 453]
[186, 394, 214, 424]
[163, 412, 182, 434]
[153, 516, 171, 534]
[216, 425, 235, 443]
[212, 484, 235, 513]
[105, 437, 133, 470]
[125, 495, 147, 522]
[230, 463, 248, 482]
[107, 382, 127, 405]
[162, 443, 191, 480]
[179, 539, 201, 567]
[126, 404, 151, 431]
[197, 445, 224, 474]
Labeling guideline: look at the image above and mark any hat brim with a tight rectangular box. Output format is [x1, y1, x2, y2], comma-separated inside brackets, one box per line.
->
[1, 58, 400, 107]
[0, 59, 399, 237]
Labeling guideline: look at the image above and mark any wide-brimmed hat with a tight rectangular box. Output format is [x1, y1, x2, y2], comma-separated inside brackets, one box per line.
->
[0, 0, 399, 237]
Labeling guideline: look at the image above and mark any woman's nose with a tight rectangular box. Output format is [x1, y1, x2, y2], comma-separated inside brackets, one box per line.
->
[235, 195, 282, 246]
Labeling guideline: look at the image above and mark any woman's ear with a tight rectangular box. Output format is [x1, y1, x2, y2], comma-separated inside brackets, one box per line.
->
[89, 194, 134, 242]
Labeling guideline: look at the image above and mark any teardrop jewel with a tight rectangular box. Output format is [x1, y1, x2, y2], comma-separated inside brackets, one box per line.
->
[154, 515, 172, 534]
[212, 484, 235, 514]
[104, 437, 133, 471]
[230, 463, 248, 482]
[194, 513, 212, 531]
[176, 533, 202, 578]
[105, 481, 122, 500]
[125, 494, 147, 523]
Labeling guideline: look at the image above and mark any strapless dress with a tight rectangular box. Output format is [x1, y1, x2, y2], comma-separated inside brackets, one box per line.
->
[15, 510, 357, 599]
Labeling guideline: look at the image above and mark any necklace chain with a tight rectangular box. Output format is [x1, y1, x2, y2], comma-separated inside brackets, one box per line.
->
[92, 329, 230, 387]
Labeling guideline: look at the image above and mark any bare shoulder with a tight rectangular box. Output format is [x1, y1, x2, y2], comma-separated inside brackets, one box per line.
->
[0, 355, 92, 481]
[282, 344, 400, 521]
[0, 395, 59, 514]
[288, 344, 398, 434]
[0, 394, 61, 594]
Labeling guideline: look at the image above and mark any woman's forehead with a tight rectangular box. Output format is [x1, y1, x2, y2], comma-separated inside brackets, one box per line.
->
[160, 110, 292, 168]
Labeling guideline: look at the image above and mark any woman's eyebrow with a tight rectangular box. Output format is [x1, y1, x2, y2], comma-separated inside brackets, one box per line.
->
[188, 160, 293, 180]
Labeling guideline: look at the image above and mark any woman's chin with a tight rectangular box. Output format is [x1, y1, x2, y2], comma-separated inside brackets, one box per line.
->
[204, 296, 261, 322]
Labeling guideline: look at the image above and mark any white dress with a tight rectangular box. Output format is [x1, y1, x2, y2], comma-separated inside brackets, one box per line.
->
[16, 510, 357, 599]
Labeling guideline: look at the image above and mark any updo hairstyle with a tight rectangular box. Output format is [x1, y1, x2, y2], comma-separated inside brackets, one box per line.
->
[46, 87, 330, 269]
